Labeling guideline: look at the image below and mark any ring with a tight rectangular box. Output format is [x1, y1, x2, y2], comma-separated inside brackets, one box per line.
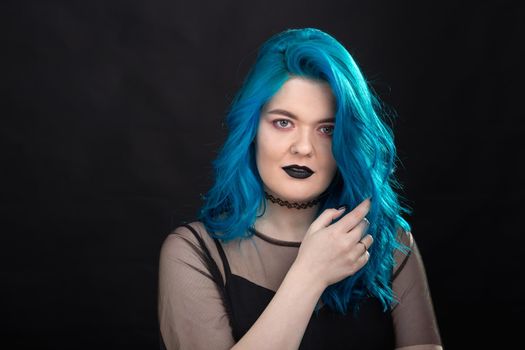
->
[357, 241, 368, 254]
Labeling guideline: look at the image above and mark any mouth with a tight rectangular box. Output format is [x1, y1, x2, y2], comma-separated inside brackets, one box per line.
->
[282, 165, 314, 179]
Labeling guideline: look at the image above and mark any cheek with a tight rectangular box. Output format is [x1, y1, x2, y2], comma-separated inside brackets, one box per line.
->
[321, 144, 337, 176]
[257, 144, 279, 174]
[255, 129, 274, 169]
[328, 158, 337, 177]
[325, 156, 337, 175]
[256, 125, 281, 161]
[318, 140, 334, 159]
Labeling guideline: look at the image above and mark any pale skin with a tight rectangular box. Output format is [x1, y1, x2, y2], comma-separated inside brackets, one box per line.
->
[230, 77, 442, 350]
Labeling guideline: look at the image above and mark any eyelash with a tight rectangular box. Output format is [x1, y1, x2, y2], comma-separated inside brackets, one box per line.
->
[319, 125, 334, 136]
[272, 119, 334, 136]
[274, 119, 292, 129]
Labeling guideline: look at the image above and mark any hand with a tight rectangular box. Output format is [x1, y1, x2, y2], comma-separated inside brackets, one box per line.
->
[293, 198, 373, 289]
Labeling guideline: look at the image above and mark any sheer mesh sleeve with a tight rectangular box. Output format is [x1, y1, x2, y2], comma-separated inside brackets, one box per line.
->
[158, 224, 235, 350]
[392, 232, 442, 347]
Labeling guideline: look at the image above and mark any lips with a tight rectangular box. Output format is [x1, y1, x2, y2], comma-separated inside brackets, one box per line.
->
[282, 165, 314, 179]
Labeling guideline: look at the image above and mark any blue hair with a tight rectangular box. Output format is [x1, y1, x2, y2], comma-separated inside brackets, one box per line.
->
[199, 28, 411, 314]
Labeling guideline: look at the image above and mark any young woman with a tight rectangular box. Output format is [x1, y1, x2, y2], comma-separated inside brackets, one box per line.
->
[159, 28, 442, 350]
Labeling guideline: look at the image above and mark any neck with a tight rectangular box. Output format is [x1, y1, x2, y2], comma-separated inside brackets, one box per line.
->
[254, 199, 319, 242]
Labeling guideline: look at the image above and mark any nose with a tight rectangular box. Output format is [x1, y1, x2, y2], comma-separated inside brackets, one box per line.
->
[290, 130, 313, 156]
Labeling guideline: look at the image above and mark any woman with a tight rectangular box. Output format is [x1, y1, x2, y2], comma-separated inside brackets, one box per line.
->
[159, 28, 442, 349]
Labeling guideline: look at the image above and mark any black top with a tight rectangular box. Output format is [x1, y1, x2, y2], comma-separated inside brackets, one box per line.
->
[158, 222, 442, 349]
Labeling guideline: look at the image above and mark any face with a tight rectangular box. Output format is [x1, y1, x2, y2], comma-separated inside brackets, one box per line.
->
[255, 77, 337, 203]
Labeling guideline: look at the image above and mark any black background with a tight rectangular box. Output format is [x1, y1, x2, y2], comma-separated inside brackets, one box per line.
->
[2, 0, 524, 349]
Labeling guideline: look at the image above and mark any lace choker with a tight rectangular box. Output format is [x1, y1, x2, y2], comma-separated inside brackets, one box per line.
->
[264, 191, 321, 209]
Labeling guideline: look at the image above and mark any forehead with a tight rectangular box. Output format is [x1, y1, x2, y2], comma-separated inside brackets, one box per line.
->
[263, 77, 335, 119]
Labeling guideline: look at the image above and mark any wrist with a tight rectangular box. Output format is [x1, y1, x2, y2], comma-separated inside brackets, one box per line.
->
[288, 262, 326, 297]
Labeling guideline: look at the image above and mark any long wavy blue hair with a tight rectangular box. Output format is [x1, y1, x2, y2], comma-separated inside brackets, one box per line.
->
[199, 28, 411, 314]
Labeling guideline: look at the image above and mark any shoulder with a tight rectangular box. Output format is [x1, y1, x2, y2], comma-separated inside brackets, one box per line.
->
[160, 221, 216, 261]
[392, 227, 415, 277]
[164, 221, 215, 244]
[396, 227, 414, 249]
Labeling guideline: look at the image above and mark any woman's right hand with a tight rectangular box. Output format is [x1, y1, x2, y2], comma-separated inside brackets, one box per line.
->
[292, 198, 373, 289]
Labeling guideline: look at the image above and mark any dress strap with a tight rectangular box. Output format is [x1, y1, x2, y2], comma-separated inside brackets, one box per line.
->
[180, 223, 235, 331]
[181, 223, 219, 271]
[179, 223, 228, 287]
[213, 238, 232, 284]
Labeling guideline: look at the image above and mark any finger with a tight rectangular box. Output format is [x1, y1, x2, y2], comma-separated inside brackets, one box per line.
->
[332, 198, 371, 233]
[345, 218, 371, 243]
[362, 217, 370, 235]
[354, 249, 370, 269]
[347, 234, 373, 260]
[347, 248, 371, 275]
[358, 234, 374, 253]
[308, 207, 346, 233]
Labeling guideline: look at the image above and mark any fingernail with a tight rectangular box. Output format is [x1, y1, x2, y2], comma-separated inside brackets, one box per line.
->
[337, 204, 347, 211]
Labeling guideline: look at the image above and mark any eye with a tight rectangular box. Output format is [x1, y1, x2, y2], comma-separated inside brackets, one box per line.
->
[319, 125, 334, 136]
[273, 119, 293, 129]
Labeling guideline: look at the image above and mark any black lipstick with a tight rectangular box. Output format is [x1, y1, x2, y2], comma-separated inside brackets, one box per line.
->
[282, 165, 314, 179]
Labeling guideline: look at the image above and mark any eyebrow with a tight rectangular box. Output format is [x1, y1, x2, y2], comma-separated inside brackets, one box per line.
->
[266, 108, 335, 124]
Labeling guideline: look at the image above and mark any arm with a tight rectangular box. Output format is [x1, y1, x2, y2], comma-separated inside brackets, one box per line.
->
[231, 263, 325, 350]
[159, 228, 325, 350]
[234, 200, 373, 349]
[392, 233, 443, 350]
[158, 229, 235, 350]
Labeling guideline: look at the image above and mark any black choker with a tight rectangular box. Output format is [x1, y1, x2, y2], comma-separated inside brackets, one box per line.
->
[265, 191, 321, 209]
